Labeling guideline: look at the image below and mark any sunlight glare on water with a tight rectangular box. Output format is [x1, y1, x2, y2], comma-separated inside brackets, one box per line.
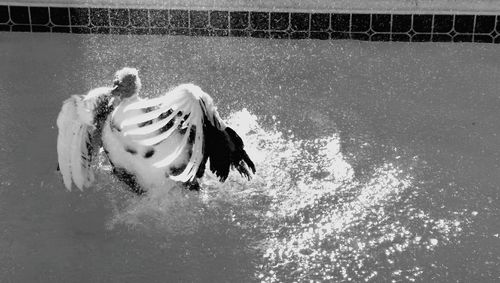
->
[95, 109, 465, 282]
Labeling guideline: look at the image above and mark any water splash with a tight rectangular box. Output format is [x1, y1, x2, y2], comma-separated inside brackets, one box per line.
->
[96, 108, 464, 281]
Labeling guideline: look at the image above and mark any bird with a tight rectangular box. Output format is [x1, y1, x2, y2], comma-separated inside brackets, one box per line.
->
[56, 67, 255, 195]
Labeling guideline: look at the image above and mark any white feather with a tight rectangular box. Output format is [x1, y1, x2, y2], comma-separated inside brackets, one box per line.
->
[56, 93, 103, 191]
[120, 84, 218, 182]
[56, 98, 77, 190]
[153, 124, 192, 167]
[134, 118, 182, 146]
[70, 123, 86, 190]
[123, 109, 179, 136]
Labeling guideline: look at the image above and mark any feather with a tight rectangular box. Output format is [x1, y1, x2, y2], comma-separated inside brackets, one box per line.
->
[120, 99, 185, 128]
[135, 118, 182, 146]
[56, 89, 111, 191]
[122, 83, 255, 183]
[56, 98, 77, 190]
[123, 107, 180, 136]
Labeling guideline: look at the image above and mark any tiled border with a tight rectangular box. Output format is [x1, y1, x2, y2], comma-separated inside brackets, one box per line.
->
[1, 5, 500, 43]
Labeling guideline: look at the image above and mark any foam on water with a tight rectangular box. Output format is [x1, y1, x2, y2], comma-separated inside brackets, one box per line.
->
[94, 109, 464, 281]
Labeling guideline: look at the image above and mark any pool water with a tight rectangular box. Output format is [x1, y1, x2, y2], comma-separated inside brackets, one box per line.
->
[0, 32, 499, 282]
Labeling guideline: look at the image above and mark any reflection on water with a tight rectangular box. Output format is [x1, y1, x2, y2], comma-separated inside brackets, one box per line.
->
[99, 109, 466, 282]
[1, 33, 498, 282]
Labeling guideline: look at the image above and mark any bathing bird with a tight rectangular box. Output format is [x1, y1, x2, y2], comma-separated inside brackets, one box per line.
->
[56, 67, 255, 194]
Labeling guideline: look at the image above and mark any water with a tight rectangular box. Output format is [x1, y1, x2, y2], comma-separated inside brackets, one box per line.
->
[0, 32, 499, 282]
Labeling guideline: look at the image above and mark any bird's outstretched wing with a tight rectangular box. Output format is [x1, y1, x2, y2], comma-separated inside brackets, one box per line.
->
[56, 87, 113, 191]
[121, 84, 255, 183]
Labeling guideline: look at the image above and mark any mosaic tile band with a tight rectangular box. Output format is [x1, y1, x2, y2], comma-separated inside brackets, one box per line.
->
[1, 5, 500, 43]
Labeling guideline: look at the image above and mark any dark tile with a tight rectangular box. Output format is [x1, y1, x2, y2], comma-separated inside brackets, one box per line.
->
[210, 11, 228, 29]
[350, 32, 370, 40]
[454, 15, 474, 33]
[91, 26, 110, 34]
[291, 13, 309, 31]
[110, 27, 130, 34]
[10, 6, 29, 24]
[311, 13, 329, 31]
[71, 26, 91, 33]
[190, 10, 208, 28]
[433, 15, 453, 33]
[150, 27, 170, 35]
[170, 27, 189, 35]
[411, 34, 431, 42]
[392, 33, 411, 42]
[310, 31, 329, 40]
[413, 14, 432, 33]
[50, 7, 70, 25]
[250, 30, 269, 38]
[130, 27, 149, 35]
[110, 9, 129, 27]
[30, 7, 49, 25]
[130, 9, 149, 27]
[371, 33, 391, 41]
[230, 29, 250, 37]
[270, 12, 289, 30]
[0, 6, 8, 24]
[351, 14, 370, 32]
[497, 17, 500, 33]
[12, 25, 30, 32]
[331, 31, 350, 39]
[453, 34, 472, 42]
[52, 26, 70, 33]
[474, 15, 495, 33]
[90, 8, 109, 27]
[32, 25, 50, 32]
[70, 8, 89, 26]
[371, 14, 391, 32]
[230, 12, 249, 29]
[473, 34, 493, 43]
[331, 14, 350, 32]
[0, 24, 10, 31]
[290, 31, 309, 39]
[191, 28, 210, 36]
[170, 10, 188, 28]
[432, 34, 452, 42]
[494, 36, 500, 43]
[270, 31, 289, 39]
[251, 12, 269, 30]
[392, 14, 411, 32]
[149, 9, 168, 27]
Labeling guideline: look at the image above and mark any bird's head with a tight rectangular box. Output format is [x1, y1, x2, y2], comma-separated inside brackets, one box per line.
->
[111, 67, 142, 99]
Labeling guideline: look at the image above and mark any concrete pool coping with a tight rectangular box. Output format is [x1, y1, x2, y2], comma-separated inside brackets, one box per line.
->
[1, 0, 500, 14]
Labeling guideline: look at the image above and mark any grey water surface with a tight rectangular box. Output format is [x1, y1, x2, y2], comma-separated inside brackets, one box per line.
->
[0, 32, 499, 282]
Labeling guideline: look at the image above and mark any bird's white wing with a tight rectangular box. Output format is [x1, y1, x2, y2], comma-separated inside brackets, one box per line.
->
[122, 83, 255, 183]
[56, 89, 111, 191]
[122, 84, 213, 183]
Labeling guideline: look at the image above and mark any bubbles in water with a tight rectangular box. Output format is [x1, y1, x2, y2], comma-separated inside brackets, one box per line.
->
[94, 108, 464, 282]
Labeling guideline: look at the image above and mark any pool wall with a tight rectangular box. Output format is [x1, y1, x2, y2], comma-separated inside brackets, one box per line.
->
[0, 1, 499, 43]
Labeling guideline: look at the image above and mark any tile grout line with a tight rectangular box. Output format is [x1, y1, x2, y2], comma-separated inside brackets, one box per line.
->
[2, 5, 499, 43]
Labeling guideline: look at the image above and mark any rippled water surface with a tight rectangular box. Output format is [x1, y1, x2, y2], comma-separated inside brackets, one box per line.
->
[0, 33, 499, 282]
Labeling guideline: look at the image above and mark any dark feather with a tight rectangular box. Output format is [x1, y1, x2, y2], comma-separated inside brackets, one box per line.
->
[204, 121, 231, 181]
[204, 122, 255, 182]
